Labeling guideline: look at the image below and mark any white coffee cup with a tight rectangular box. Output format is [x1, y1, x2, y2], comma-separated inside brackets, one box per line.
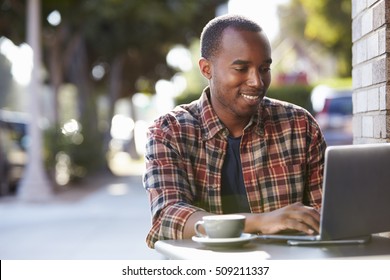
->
[194, 214, 246, 238]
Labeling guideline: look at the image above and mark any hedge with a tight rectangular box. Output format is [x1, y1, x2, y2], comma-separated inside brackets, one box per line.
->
[175, 84, 314, 113]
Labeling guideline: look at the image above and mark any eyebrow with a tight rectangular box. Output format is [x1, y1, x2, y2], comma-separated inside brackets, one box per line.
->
[232, 58, 273, 65]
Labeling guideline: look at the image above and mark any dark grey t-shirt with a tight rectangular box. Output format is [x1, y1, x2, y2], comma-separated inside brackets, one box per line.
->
[221, 135, 251, 214]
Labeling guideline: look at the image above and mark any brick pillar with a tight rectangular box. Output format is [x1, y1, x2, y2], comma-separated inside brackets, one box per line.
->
[352, 0, 390, 238]
[352, 0, 389, 144]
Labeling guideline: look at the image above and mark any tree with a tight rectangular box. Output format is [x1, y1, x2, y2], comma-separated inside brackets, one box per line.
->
[0, 0, 26, 45]
[0, 53, 12, 106]
[0, 0, 227, 177]
[278, 0, 352, 77]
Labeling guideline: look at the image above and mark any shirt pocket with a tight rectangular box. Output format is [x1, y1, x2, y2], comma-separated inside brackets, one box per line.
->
[257, 163, 305, 211]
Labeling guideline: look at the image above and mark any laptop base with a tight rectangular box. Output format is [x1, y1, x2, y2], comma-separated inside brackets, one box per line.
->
[287, 235, 371, 246]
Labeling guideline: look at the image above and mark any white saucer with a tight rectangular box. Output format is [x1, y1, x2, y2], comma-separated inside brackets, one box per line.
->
[192, 233, 257, 247]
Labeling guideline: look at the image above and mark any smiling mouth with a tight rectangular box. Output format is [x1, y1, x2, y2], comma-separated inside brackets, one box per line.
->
[241, 93, 260, 100]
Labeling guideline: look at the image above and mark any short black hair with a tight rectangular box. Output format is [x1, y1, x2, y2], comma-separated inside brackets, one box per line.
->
[200, 14, 262, 59]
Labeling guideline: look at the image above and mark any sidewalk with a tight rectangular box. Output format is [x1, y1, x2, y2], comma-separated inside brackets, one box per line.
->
[0, 168, 163, 260]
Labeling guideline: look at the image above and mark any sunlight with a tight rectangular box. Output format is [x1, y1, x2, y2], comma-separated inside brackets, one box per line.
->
[47, 10, 61, 26]
[228, 0, 289, 42]
[166, 45, 193, 72]
[110, 114, 135, 140]
[0, 37, 33, 85]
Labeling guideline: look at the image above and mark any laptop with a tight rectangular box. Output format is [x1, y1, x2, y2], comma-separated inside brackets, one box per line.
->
[257, 143, 390, 245]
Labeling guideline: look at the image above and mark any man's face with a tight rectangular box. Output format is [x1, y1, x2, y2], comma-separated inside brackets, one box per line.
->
[205, 27, 272, 121]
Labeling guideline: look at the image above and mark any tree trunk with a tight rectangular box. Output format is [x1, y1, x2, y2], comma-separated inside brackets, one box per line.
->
[104, 53, 125, 155]
[64, 32, 104, 173]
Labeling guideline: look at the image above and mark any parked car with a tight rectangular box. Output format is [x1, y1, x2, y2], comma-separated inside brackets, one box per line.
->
[0, 110, 28, 196]
[311, 86, 353, 146]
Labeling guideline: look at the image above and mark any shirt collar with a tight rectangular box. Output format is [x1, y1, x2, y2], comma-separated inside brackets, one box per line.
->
[198, 87, 264, 140]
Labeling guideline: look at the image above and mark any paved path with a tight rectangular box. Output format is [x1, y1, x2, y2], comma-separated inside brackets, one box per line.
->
[0, 171, 163, 260]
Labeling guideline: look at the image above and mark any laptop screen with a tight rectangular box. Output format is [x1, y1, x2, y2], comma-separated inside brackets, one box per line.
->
[320, 143, 390, 240]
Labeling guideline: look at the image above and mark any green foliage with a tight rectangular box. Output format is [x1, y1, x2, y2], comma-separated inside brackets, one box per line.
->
[2, 0, 227, 97]
[267, 85, 314, 113]
[174, 91, 201, 106]
[279, 0, 352, 77]
[44, 125, 105, 180]
[2, 0, 228, 183]
[175, 85, 314, 113]
[300, 0, 351, 47]
[314, 77, 352, 89]
[173, 38, 209, 106]
[0, 53, 12, 107]
[39, 0, 227, 96]
[0, 0, 26, 45]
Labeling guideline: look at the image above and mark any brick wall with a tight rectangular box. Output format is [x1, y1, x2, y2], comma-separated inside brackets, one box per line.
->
[352, 0, 389, 144]
[352, 0, 390, 238]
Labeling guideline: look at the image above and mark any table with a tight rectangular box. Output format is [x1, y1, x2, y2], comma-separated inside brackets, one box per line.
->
[155, 235, 390, 260]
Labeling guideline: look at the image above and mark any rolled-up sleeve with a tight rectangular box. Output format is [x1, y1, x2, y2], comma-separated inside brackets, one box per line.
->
[143, 118, 203, 248]
[304, 114, 326, 210]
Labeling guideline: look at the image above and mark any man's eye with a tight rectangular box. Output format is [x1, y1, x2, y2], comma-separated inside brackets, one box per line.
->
[235, 68, 248, 72]
[260, 67, 271, 73]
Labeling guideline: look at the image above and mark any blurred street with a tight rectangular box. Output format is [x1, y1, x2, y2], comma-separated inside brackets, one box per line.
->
[0, 158, 163, 260]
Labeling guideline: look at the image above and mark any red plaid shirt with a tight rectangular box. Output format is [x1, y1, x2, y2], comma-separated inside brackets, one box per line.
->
[144, 87, 326, 248]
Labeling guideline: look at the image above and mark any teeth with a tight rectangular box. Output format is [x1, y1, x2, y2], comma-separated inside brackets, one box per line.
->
[241, 94, 259, 100]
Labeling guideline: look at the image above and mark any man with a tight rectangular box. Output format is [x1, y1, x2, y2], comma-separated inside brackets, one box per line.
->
[143, 14, 326, 248]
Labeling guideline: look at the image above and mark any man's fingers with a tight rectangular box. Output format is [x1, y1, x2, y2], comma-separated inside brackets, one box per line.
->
[283, 203, 321, 233]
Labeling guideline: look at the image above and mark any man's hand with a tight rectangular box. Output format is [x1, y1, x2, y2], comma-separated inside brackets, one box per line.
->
[245, 202, 320, 235]
[183, 202, 320, 239]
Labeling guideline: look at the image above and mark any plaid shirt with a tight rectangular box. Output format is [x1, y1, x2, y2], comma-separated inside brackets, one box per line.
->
[143, 87, 326, 248]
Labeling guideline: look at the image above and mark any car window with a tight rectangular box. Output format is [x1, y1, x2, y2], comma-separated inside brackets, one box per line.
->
[327, 96, 352, 115]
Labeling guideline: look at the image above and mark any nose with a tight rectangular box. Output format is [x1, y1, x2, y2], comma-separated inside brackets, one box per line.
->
[247, 69, 264, 88]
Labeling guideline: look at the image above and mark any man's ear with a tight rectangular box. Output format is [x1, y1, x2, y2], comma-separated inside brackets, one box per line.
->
[199, 57, 212, 79]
